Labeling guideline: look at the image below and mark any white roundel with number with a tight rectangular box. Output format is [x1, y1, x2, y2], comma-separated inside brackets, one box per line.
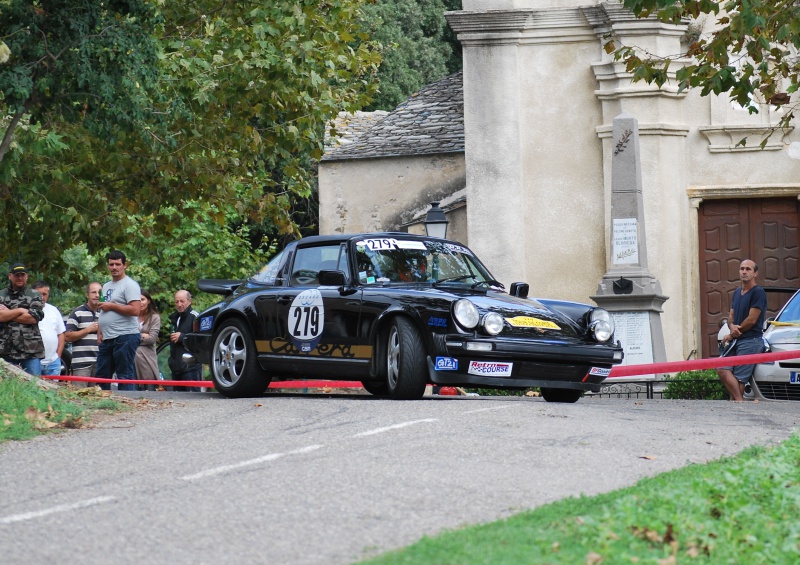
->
[288, 289, 325, 353]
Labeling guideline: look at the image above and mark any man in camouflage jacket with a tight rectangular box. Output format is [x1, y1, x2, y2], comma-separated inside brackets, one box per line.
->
[0, 263, 45, 376]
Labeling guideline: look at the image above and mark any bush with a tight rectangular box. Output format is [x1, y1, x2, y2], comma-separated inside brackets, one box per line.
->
[663, 369, 727, 400]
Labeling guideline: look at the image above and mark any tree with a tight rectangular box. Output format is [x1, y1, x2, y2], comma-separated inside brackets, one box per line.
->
[608, 0, 800, 133]
[0, 0, 164, 164]
[361, 0, 458, 110]
[0, 0, 380, 281]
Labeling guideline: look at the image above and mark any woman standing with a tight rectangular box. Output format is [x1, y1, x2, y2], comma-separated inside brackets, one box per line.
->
[135, 290, 161, 391]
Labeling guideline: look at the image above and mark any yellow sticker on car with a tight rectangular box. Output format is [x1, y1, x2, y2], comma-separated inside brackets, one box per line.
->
[505, 316, 560, 330]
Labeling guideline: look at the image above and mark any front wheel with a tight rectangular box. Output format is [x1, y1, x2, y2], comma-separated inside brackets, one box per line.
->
[384, 317, 427, 400]
[540, 388, 583, 403]
[211, 318, 270, 398]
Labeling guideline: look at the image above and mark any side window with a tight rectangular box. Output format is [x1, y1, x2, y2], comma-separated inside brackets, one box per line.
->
[335, 243, 350, 283]
[252, 250, 285, 285]
[290, 245, 341, 287]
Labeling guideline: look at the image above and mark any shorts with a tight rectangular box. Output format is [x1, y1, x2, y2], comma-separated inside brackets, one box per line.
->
[718, 337, 765, 383]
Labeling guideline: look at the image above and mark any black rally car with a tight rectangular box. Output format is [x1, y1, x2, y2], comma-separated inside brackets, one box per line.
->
[184, 233, 624, 401]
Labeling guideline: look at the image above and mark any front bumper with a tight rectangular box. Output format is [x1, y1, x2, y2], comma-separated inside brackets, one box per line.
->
[427, 335, 623, 391]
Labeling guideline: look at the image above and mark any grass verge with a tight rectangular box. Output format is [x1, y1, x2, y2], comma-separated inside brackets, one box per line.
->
[0, 370, 123, 442]
[360, 434, 800, 564]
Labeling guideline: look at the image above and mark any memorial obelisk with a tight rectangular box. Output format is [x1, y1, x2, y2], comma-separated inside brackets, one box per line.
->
[592, 113, 667, 375]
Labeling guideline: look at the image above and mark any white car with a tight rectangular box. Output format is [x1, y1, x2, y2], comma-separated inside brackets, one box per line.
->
[752, 289, 800, 400]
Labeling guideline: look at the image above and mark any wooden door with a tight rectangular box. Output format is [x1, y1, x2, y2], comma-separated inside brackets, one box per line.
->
[698, 198, 799, 356]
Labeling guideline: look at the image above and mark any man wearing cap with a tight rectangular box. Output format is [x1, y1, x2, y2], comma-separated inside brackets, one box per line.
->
[0, 263, 45, 376]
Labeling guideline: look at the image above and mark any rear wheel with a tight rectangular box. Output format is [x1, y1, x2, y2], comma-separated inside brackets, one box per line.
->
[211, 319, 270, 398]
[540, 388, 582, 403]
[384, 317, 427, 400]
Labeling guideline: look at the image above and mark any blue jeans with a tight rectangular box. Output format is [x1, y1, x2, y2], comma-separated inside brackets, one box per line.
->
[2, 356, 41, 377]
[41, 358, 62, 377]
[96, 333, 140, 391]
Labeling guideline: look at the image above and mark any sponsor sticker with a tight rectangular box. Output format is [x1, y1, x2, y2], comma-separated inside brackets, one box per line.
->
[428, 316, 447, 328]
[288, 289, 325, 353]
[589, 367, 612, 377]
[396, 240, 427, 250]
[445, 243, 472, 255]
[356, 238, 397, 251]
[505, 316, 560, 330]
[468, 361, 513, 377]
[435, 357, 458, 371]
[199, 316, 213, 331]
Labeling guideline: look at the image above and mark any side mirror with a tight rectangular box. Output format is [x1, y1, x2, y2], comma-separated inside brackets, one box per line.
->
[509, 282, 529, 298]
[318, 269, 346, 287]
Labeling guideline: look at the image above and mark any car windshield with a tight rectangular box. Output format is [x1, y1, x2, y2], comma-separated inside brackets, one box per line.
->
[353, 237, 494, 285]
[776, 291, 800, 323]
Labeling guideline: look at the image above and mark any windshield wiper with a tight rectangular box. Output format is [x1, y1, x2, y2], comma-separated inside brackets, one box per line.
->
[471, 279, 505, 290]
[432, 275, 477, 286]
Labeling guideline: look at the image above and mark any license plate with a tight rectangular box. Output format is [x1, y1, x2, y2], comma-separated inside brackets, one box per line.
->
[467, 361, 513, 377]
[791, 372, 800, 384]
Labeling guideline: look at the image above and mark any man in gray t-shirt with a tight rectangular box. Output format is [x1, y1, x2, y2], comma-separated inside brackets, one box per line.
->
[96, 250, 141, 391]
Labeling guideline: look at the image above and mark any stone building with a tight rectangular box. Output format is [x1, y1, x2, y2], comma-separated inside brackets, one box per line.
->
[318, 0, 800, 363]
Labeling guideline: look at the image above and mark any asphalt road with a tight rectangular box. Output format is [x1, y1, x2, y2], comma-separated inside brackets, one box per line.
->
[1, 392, 799, 564]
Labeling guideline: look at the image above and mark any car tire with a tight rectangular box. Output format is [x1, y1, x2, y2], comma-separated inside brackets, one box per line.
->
[210, 318, 270, 398]
[361, 380, 389, 396]
[384, 317, 427, 400]
[540, 387, 583, 403]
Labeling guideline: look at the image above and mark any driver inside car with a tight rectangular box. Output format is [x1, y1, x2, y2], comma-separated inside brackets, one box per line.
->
[396, 254, 427, 282]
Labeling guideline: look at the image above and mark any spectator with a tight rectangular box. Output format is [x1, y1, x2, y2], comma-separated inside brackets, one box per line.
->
[135, 290, 161, 391]
[0, 263, 45, 376]
[169, 289, 201, 391]
[32, 281, 66, 377]
[65, 282, 102, 387]
[717, 259, 767, 401]
[96, 250, 141, 391]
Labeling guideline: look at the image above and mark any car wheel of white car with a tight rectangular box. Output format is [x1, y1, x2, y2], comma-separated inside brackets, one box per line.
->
[384, 317, 426, 400]
[540, 387, 582, 403]
[211, 319, 270, 398]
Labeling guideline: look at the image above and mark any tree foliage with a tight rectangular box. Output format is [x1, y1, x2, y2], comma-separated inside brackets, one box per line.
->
[0, 0, 164, 163]
[0, 0, 380, 284]
[361, 0, 459, 110]
[608, 0, 800, 130]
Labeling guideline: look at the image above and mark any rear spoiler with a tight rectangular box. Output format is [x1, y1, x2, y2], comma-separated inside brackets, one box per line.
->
[197, 279, 243, 297]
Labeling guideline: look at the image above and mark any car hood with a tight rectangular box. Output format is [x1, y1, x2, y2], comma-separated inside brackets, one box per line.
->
[469, 291, 584, 339]
[764, 323, 800, 346]
[395, 286, 586, 340]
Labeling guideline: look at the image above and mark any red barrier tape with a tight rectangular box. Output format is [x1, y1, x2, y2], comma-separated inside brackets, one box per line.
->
[42, 375, 363, 389]
[43, 375, 210, 388]
[42, 348, 800, 389]
[608, 349, 800, 378]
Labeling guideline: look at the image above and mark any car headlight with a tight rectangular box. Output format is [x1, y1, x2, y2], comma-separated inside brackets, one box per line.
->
[481, 312, 504, 335]
[590, 308, 614, 343]
[453, 299, 480, 330]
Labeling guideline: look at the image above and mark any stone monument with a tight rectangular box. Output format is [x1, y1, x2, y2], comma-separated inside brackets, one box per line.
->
[593, 113, 668, 379]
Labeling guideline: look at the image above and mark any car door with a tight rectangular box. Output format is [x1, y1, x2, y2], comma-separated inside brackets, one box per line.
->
[272, 243, 368, 378]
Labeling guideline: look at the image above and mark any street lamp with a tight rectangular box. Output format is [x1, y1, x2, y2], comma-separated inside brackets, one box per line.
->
[424, 201, 449, 239]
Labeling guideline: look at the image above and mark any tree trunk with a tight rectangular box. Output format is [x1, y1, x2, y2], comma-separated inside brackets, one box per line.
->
[0, 104, 30, 165]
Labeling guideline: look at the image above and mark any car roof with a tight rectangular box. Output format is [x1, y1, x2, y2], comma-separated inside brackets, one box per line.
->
[290, 232, 447, 247]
